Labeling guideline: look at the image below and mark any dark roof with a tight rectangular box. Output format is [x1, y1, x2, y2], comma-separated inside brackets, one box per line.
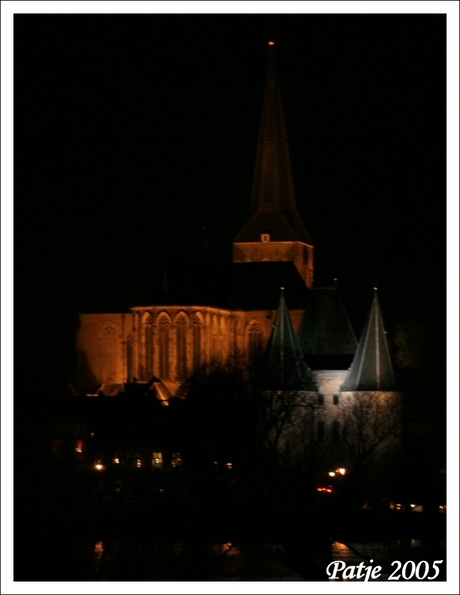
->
[341, 290, 396, 391]
[264, 289, 316, 391]
[298, 287, 357, 370]
[229, 261, 310, 311]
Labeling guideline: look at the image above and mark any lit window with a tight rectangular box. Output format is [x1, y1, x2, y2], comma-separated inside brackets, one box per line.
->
[171, 453, 182, 468]
[136, 458, 143, 468]
[152, 452, 163, 469]
[333, 394, 339, 405]
[261, 233, 270, 242]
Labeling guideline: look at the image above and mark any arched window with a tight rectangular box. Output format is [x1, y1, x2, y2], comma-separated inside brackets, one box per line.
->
[193, 315, 202, 371]
[158, 316, 170, 379]
[211, 315, 218, 362]
[248, 321, 262, 360]
[127, 333, 135, 382]
[140, 313, 153, 381]
[176, 315, 188, 381]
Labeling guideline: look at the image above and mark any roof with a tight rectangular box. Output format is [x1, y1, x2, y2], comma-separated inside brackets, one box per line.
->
[341, 290, 397, 391]
[264, 289, 317, 391]
[298, 287, 357, 369]
[234, 45, 312, 246]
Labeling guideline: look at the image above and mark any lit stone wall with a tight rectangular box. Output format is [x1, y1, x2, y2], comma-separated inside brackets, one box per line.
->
[233, 241, 314, 289]
[77, 306, 307, 396]
[76, 313, 133, 389]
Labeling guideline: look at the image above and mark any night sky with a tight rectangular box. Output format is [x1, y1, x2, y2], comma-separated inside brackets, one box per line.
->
[14, 13, 446, 397]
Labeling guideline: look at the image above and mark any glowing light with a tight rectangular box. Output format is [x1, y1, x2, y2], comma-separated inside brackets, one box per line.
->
[328, 471, 336, 477]
[94, 461, 105, 471]
[136, 458, 143, 468]
[410, 503, 416, 508]
[152, 452, 163, 468]
[75, 440, 83, 453]
[268, 41, 275, 46]
[114, 458, 120, 464]
[226, 462, 233, 469]
[337, 468, 346, 475]
[171, 453, 182, 468]
[317, 487, 334, 494]
[439, 505, 446, 513]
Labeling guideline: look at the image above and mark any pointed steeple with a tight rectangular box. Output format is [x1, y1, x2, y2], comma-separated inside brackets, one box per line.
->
[264, 288, 317, 391]
[341, 290, 396, 392]
[233, 43, 314, 289]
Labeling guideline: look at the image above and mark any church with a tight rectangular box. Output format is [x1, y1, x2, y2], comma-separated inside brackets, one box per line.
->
[75, 43, 399, 446]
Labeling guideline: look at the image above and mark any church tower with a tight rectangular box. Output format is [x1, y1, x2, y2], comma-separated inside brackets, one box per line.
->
[233, 42, 314, 289]
[341, 289, 396, 392]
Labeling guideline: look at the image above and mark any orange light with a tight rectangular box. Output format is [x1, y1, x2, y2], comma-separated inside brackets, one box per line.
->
[268, 41, 275, 46]
[94, 462, 105, 471]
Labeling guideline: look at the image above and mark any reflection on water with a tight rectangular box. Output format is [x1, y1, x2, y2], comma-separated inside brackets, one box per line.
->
[330, 540, 446, 581]
[92, 541, 104, 580]
[86, 540, 303, 581]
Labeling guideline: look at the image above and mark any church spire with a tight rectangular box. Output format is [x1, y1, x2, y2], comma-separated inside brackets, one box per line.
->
[249, 41, 297, 213]
[233, 43, 314, 289]
[264, 288, 317, 391]
[341, 289, 397, 392]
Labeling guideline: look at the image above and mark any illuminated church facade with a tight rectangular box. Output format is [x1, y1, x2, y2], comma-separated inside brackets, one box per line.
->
[76, 45, 398, 427]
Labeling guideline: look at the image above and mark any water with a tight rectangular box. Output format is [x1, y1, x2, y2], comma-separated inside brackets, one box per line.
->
[73, 537, 446, 581]
[330, 540, 446, 581]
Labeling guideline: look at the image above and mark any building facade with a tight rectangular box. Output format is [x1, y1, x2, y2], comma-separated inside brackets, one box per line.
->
[75, 44, 400, 451]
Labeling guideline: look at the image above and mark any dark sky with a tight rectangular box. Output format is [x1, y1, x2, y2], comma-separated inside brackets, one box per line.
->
[14, 14, 446, 393]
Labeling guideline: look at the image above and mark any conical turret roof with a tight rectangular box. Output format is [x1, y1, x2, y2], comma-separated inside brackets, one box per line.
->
[264, 288, 316, 391]
[341, 290, 396, 391]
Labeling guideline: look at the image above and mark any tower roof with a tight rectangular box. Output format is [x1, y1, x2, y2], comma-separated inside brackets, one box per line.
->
[298, 287, 358, 370]
[234, 44, 312, 245]
[341, 290, 396, 391]
[264, 288, 316, 391]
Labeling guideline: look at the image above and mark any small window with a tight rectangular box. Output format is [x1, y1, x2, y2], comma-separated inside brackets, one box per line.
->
[318, 393, 324, 405]
[333, 421, 341, 442]
[317, 421, 325, 442]
[152, 452, 163, 469]
[333, 394, 340, 405]
[261, 233, 270, 243]
[171, 452, 182, 468]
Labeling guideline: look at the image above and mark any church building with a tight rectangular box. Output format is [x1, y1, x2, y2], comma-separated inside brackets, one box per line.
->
[75, 42, 399, 440]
